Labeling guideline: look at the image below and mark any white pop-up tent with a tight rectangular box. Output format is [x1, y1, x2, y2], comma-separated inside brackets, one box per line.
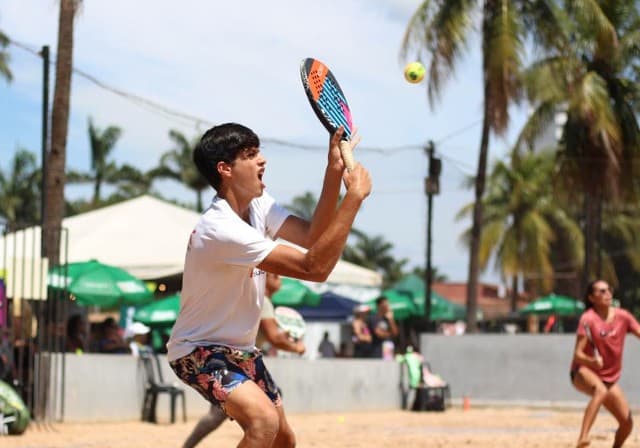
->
[1, 195, 382, 288]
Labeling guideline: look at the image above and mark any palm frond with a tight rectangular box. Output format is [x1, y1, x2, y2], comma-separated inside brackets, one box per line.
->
[401, 0, 476, 106]
[483, 0, 524, 133]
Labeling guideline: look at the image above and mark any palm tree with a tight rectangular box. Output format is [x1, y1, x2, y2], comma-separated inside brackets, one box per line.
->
[87, 117, 122, 205]
[150, 130, 208, 211]
[44, 0, 81, 265]
[284, 191, 318, 220]
[0, 25, 12, 82]
[0, 149, 40, 230]
[515, 0, 640, 290]
[343, 228, 408, 287]
[402, 0, 562, 330]
[458, 150, 583, 310]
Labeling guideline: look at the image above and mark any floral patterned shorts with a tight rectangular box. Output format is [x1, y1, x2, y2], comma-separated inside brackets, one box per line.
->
[169, 345, 282, 414]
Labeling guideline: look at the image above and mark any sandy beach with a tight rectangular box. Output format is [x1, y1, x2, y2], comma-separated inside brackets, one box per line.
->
[2, 406, 637, 448]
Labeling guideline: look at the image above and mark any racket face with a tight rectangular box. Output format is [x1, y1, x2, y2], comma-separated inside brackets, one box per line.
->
[274, 306, 306, 340]
[300, 58, 353, 140]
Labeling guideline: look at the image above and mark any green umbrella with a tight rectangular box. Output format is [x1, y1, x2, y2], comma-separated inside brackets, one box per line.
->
[371, 289, 417, 320]
[134, 294, 181, 325]
[48, 259, 153, 308]
[370, 274, 466, 321]
[270, 277, 321, 307]
[519, 293, 585, 316]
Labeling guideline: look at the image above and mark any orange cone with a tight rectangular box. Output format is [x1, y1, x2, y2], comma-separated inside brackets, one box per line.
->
[463, 396, 471, 411]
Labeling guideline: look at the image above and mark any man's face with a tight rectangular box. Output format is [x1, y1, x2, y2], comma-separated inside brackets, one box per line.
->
[229, 147, 267, 198]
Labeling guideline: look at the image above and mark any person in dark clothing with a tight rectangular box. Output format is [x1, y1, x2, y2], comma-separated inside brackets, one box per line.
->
[367, 296, 398, 359]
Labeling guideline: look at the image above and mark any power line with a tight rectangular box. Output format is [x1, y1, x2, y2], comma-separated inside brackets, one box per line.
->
[8, 38, 480, 155]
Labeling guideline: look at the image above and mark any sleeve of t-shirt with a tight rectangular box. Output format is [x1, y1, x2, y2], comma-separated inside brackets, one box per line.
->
[200, 216, 277, 267]
[621, 309, 640, 334]
[261, 298, 276, 320]
[576, 312, 588, 337]
[259, 191, 291, 238]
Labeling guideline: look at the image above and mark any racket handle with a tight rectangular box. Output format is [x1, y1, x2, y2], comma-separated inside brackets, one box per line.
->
[339, 140, 355, 172]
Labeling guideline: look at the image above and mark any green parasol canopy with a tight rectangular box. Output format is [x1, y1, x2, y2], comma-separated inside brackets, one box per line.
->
[48, 259, 153, 308]
[134, 294, 180, 325]
[369, 274, 466, 321]
[270, 277, 321, 307]
[519, 293, 585, 316]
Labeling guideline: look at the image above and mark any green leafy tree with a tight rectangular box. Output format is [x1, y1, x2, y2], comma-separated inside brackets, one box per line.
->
[516, 0, 640, 289]
[0, 149, 40, 230]
[0, 25, 12, 82]
[343, 229, 408, 287]
[458, 150, 583, 310]
[410, 266, 448, 282]
[402, 0, 563, 331]
[285, 191, 317, 220]
[87, 117, 122, 205]
[150, 130, 208, 211]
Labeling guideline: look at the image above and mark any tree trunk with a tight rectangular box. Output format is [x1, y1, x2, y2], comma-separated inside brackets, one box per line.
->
[582, 193, 599, 290]
[510, 275, 518, 313]
[44, 0, 77, 266]
[466, 98, 491, 333]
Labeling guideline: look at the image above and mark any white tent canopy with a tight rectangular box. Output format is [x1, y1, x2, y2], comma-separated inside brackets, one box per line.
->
[1, 195, 382, 287]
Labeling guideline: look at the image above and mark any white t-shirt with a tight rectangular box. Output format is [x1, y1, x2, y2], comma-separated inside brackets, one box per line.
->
[255, 298, 275, 349]
[166, 192, 290, 361]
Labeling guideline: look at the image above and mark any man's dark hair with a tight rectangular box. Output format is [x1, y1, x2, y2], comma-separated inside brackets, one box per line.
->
[375, 296, 388, 306]
[193, 123, 260, 190]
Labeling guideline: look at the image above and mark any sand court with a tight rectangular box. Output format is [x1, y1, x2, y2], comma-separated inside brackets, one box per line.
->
[3, 407, 638, 448]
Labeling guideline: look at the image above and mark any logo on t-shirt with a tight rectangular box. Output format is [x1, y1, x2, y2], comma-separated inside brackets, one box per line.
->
[250, 268, 265, 278]
[600, 328, 617, 338]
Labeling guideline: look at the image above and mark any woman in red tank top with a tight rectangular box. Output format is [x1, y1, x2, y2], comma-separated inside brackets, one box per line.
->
[571, 280, 640, 448]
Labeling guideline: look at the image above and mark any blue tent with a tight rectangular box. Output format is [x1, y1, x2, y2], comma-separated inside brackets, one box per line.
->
[295, 292, 360, 322]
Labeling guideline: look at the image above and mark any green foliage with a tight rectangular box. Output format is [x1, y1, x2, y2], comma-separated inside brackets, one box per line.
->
[148, 130, 209, 212]
[0, 25, 13, 82]
[0, 149, 40, 229]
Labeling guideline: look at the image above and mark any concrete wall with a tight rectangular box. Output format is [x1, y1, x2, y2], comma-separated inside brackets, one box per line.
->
[61, 334, 640, 422]
[62, 354, 401, 422]
[420, 334, 640, 408]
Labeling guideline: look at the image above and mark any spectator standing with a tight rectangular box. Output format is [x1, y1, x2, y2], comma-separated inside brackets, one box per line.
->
[368, 296, 398, 359]
[317, 331, 337, 358]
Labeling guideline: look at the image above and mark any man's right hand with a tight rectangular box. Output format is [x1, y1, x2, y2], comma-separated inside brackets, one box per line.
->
[343, 164, 372, 201]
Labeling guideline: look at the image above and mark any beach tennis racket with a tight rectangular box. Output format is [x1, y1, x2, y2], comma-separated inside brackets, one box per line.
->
[300, 57, 355, 171]
[274, 306, 306, 341]
[583, 322, 601, 360]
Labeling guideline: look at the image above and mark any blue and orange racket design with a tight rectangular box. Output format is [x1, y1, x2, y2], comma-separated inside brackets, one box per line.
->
[300, 58, 355, 171]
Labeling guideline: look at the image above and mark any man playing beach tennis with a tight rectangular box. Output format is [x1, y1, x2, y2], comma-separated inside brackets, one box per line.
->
[181, 272, 305, 448]
[167, 122, 370, 447]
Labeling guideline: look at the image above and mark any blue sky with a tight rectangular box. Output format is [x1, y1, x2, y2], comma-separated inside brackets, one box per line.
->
[0, 0, 531, 283]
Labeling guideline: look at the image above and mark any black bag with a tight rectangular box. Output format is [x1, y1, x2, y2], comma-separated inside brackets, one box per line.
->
[411, 386, 446, 412]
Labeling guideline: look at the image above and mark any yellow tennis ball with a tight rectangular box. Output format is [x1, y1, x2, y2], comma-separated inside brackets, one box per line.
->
[404, 62, 425, 84]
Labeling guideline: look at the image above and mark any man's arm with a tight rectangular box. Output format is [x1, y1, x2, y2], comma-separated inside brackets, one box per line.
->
[277, 127, 360, 249]
[258, 163, 371, 282]
[259, 318, 305, 354]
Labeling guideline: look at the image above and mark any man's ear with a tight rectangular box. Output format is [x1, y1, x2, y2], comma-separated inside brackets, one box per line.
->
[217, 160, 232, 180]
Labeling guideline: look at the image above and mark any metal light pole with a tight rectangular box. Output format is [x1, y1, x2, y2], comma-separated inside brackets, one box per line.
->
[424, 141, 441, 327]
[40, 45, 50, 256]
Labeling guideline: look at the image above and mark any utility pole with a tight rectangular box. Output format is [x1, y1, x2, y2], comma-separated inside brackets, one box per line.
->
[424, 141, 441, 328]
[40, 45, 50, 257]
